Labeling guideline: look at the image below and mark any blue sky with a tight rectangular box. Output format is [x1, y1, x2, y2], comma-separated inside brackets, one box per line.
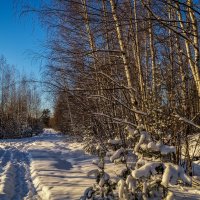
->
[0, 0, 47, 78]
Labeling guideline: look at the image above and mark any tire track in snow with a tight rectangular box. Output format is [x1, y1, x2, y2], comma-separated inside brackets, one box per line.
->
[11, 149, 28, 200]
[0, 148, 5, 159]
[0, 148, 12, 172]
[0, 145, 40, 200]
[11, 148, 39, 200]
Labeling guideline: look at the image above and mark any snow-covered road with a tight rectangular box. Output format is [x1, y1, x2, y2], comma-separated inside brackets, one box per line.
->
[0, 129, 199, 200]
[0, 129, 94, 200]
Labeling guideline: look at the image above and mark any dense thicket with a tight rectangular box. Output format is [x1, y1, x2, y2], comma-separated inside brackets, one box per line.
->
[24, 0, 200, 159]
[0, 55, 42, 138]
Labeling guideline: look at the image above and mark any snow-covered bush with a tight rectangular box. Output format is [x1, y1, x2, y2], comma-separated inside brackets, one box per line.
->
[81, 144, 117, 200]
[81, 124, 193, 199]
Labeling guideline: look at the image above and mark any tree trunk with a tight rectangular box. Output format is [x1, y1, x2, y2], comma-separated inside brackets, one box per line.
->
[109, 0, 140, 122]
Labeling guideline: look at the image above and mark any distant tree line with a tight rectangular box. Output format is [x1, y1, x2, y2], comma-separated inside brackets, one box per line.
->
[0, 55, 43, 138]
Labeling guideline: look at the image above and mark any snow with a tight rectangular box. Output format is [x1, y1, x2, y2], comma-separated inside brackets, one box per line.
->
[87, 169, 99, 178]
[125, 125, 138, 139]
[118, 179, 128, 199]
[99, 172, 110, 187]
[160, 144, 176, 155]
[110, 147, 125, 162]
[161, 163, 191, 187]
[192, 160, 200, 176]
[134, 130, 151, 153]
[108, 138, 122, 145]
[147, 141, 176, 155]
[0, 129, 94, 200]
[131, 162, 161, 179]
[0, 162, 15, 199]
[126, 175, 136, 192]
[0, 129, 199, 199]
[166, 191, 174, 200]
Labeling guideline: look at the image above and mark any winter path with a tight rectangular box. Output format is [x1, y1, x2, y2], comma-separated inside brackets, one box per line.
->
[0, 129, 199, 200]
[0, 129, 94, 200]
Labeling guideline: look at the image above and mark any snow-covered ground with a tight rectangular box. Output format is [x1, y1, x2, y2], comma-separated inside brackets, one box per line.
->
[0, 129, 199, 200]
[0, 129, 95, 200]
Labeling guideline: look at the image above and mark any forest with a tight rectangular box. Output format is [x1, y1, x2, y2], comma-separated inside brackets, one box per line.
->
[32, 0, 200, 159]
[0, 0, 200, 199]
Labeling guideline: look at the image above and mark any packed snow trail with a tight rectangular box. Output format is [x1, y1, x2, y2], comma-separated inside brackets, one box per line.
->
[0, 129, 199, 200]
[0, 129, 94, 200]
